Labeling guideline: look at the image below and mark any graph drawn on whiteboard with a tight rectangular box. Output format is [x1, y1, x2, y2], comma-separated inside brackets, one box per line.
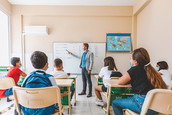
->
[53, 43, 106, 74]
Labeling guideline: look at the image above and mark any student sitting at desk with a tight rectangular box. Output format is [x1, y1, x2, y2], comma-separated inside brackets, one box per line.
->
[155, 61, 171, 87]
[112, 48, 167, 115]
[21, 51, 67, 115]
[0, 57, 27, 102]
[50, 58, 75, 100]
[95, 56, 120, 106]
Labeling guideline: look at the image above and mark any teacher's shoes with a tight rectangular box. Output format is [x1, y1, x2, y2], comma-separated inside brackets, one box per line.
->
[95, 100, 104, 106]
[87, 94, 92, 97]
[78, 92, 86, 95]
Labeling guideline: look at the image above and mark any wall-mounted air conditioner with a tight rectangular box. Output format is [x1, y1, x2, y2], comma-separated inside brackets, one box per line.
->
[23, 26, 48, 35]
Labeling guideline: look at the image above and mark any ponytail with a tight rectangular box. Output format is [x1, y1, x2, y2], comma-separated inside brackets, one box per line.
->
[145, 64, 167, 89]
[132, 48, 167, 89]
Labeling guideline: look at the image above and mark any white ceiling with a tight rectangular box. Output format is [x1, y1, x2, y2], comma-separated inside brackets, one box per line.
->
[8, 0, 137, 6]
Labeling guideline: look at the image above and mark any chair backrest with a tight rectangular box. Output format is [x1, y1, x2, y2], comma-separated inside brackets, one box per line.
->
[13, 86, 62, 115]
[141, 89, 172, 115]
[0, 77, 16, 90]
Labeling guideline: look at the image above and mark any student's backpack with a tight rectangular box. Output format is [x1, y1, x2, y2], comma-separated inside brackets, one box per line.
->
[21, 70, 55, 115]
[110, 71, 123, 78]
[22, 70, 52, 88]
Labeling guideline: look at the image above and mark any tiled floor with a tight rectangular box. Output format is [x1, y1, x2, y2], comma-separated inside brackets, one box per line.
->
[0, 75, 114, 115]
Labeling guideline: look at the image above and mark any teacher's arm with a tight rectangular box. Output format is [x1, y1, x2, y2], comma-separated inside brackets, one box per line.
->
[88, 53, 94, 74]
[68, 51, 81, 59]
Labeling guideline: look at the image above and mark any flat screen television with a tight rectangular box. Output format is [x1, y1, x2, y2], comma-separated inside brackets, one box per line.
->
[106, 33, 132, 52]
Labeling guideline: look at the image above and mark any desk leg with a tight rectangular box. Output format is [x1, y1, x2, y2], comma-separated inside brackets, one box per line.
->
[74, 78, 76, 106]
[107, 86, 111, 115]
[68, 86, 71, 115]
[96, 78, 98, 101]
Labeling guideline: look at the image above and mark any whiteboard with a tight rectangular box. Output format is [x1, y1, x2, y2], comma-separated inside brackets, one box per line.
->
[53, 43, 106, 74]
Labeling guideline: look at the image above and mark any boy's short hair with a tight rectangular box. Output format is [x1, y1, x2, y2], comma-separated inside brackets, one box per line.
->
[31, 51, 48, 69]
[83, 43, 89, 49]
[54, 58, 63, 68]
[11, 57, 20, 66]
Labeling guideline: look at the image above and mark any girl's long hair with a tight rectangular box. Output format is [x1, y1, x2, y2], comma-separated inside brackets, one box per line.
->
[132, 48, 167, 89]
[104, 56, 117, 71]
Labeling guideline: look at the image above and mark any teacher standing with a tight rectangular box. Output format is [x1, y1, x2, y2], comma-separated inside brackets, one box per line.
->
[68, 43, 94, 97]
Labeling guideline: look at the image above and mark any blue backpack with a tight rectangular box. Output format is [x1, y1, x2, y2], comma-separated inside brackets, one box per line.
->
[22, 70, 52, 88]
[21, 70, 55, 115]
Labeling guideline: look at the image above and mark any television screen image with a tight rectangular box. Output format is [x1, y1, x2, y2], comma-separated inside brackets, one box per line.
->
[106, 33, 132, 51]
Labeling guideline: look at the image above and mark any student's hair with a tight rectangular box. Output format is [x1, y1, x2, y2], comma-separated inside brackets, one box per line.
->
[83, 43, 89, 49]
[132, 48, 167, 89]
[157, 61, 169, 70]
[54, 58, 63, 68]
[31, 51, 48, 69]
[104, 56, 118, 71]
[11, 57, 20, 66]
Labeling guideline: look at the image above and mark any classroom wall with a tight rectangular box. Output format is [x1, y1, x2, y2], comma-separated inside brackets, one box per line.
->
[11, 5, 133, 74]
[137, 0, 172, 73]
[133, 0, 152, 15]
[0, 0, 11, 14]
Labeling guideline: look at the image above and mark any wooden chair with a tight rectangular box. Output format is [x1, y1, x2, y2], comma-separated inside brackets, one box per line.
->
[13, 86, 64, 115]
[125, 89, 172, 115]
[0, 77, 16, 114]
[0, 77, 15, 90]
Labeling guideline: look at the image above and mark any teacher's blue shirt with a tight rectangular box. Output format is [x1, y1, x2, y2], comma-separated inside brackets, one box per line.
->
[81, 52, 88, 68]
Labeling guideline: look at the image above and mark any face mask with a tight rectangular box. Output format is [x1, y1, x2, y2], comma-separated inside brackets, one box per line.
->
[45, 67, 49, 71]
[155, 67, 159, 71]
[20, 64, 22, 68]
[129, 60, 134, 68]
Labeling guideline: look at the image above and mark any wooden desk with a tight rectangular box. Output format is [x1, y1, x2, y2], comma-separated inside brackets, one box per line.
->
[55, 75, 78, 106]
[94, 75, 121, 102]
[105, 79, 131, 87]
[68, 75, 77, 79]
[94, 75, 103, 86]
[0, 71, 8, 76]
[94, 75, 120, 86]
[68, 75, 77, 106]
[94, 75, 99, 79]
[56, 79, 73, 115]
[105, 79, 132, 115]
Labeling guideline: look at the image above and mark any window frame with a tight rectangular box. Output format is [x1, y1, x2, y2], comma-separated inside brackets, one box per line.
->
[0, 8, 11, 66]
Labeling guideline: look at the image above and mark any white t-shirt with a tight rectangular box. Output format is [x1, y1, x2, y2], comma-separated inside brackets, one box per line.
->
[99, 66, 114, 87]
[159, 69, 172, 87]
[50, 70, 68, 78]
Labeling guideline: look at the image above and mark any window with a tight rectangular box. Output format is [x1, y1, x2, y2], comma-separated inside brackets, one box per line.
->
[0, 9, 10, 66]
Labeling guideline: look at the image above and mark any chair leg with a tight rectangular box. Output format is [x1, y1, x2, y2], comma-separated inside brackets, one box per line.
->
[14, 109, 18, 115]
[14, 103, 20, 115]
[0, 103, 14, 114]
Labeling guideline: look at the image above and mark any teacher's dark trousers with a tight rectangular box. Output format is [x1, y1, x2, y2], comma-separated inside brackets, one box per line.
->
[82, 67, 92, 94]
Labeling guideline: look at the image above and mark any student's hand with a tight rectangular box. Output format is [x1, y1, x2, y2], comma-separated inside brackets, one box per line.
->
[68, 51, 72, 54]
[61, 91, 68, 98]
[20, 72, 27, 77]
[88, 70, 91, 74]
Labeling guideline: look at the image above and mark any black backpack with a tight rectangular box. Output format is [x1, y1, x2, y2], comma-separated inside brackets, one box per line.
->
[110, 71, 123, 78]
